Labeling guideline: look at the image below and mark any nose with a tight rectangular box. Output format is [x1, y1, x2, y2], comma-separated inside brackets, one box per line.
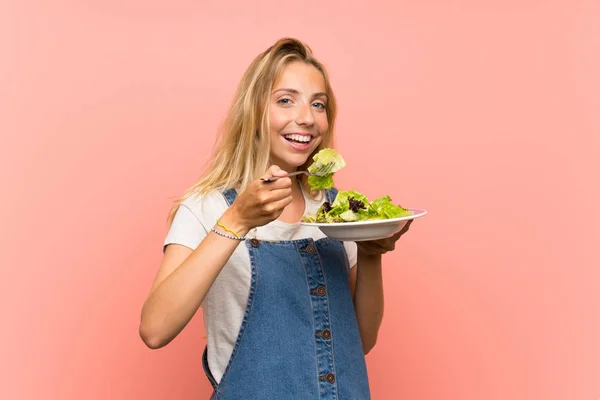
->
[295, 102, 315, 126]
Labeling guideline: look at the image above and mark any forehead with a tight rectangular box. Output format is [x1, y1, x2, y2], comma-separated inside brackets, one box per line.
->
[273, 61, 326, 92]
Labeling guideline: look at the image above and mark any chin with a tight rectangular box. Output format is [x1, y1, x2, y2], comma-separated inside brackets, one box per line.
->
[271, 135, 322, 169]
[287, 155, 311, 169]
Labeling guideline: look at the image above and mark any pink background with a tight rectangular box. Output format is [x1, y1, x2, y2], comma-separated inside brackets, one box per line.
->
[2, 1, 599, 399]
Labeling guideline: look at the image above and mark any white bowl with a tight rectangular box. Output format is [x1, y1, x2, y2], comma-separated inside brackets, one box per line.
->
[300, 209, 427, 241]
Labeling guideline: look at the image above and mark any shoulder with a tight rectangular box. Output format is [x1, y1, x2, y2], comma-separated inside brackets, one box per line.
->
[179, 190, 229, 220]
[164, 190, 229, 252]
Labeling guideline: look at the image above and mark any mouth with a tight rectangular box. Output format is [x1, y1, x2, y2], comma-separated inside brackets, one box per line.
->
[281, 133, 315, 150]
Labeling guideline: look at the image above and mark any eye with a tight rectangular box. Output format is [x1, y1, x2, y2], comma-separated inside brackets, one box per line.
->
[277, 98, 293, 105]
[312, 102, 326, 110]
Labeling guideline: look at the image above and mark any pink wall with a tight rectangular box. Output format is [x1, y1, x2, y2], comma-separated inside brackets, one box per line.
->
[2, 1, 599, 399]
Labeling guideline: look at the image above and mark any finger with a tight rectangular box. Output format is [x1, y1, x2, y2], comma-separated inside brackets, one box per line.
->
[379, 232, 404, 250]
[268, 187, 293, 201]
[386, 223, 414, 249]
[358, 241, 388, 253]
[374, 236, 399, 251]
[261, 176, 292, 190]
[390, 231, 403, 241]
[358, 244, 388, 256]
[389, 229, 406, 242]
[266, 195, 294, 214]
[266, 165, 289, 178]
[272, 176, 292, 189]
[260, 165, 284, 182]
[389, 221, 412, 239]
[398, 220, 413, 235]
[260, 173, 292, 185]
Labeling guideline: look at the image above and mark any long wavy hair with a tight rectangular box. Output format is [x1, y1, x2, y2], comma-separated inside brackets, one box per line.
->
[167, 38, 338, 224]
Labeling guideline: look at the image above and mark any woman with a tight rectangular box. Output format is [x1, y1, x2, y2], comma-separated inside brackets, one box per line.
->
[139, 37, 412, 399]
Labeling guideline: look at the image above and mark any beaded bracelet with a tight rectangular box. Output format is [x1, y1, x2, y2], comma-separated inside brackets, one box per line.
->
[216, 219, 241, 238]
[211, 228, 246, 241]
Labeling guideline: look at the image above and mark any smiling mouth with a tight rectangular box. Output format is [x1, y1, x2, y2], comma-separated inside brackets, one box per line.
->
[283, 133, 313, 144]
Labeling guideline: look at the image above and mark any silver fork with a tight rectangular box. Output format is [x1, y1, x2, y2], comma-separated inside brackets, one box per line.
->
[260, 163, 335, 182]
[261, 171, 315, 182]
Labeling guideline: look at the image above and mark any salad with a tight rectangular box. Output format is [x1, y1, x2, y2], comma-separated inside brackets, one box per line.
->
[302, 149, 413, 223]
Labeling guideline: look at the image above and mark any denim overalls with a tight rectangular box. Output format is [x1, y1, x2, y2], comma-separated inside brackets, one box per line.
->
[202, 188, 371, 399]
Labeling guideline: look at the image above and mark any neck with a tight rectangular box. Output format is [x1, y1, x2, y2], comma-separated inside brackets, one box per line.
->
[292, 176, 304, 195]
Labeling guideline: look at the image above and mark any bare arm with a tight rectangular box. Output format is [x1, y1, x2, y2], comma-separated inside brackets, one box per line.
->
[350, 221, 413, 354]
[139, 210, 249, 349]
[349, 255, 384, 355]
[139, 166, 292, 349]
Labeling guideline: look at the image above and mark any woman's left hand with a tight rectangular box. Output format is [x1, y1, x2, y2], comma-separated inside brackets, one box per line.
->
[356, 220, 413, 257]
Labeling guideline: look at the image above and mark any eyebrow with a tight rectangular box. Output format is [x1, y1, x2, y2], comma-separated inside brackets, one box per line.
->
[272, 88, 328, 99]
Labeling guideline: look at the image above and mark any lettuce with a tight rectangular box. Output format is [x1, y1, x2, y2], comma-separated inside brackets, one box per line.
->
[308, 148, 346, 175]
[302, 190, 413, 223]
[308, 174, 334, 190]
[369, 195, 412, 218]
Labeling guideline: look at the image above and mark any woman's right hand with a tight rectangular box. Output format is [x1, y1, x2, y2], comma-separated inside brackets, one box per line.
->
[221, 165, 293, 234]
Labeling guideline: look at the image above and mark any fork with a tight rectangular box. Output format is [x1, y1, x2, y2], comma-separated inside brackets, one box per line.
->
[260, 163, 335, 182]
[261, 171, 315, 182]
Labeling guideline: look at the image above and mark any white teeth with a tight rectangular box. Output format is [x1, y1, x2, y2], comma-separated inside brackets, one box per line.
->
[284, 134, 311, 143]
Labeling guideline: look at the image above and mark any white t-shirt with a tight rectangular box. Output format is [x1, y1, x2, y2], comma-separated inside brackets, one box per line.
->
[163, 187, 357, 384]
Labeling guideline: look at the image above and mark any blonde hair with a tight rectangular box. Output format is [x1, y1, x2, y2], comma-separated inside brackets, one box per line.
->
[167, 38, 338, 224]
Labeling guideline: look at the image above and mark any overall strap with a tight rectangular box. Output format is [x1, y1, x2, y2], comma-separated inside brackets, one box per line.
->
[222, 188, 238, 207]
[324, 187, 338, 203]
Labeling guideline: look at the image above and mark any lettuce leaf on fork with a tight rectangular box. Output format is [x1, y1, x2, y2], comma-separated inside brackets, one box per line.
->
[307, 174, 334, 190]
[307, 148, 347, 190]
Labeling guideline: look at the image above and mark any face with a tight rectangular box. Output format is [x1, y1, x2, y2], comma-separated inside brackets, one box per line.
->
[268, 61, 329, 172]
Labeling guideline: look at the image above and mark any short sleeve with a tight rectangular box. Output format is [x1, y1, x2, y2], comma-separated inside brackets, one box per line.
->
[343, 241, 357, 269]
[163, 202, 209, 253]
